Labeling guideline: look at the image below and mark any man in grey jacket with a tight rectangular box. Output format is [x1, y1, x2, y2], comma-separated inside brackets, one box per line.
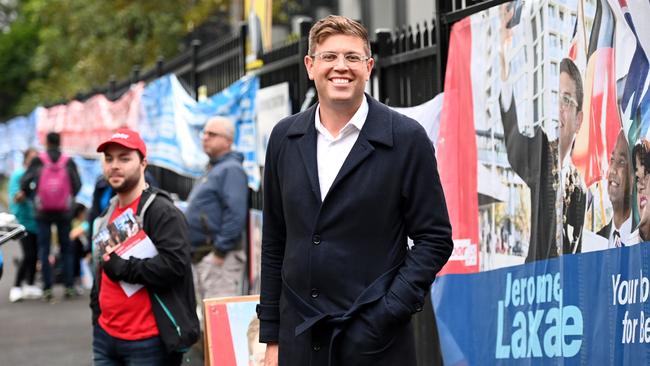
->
[186, 116, 248, 301]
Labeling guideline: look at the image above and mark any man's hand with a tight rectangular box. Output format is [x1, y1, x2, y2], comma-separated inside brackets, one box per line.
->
[208, 252, 225, 266]
[264, 343, 278, 366]
[70, 226, 85, 240]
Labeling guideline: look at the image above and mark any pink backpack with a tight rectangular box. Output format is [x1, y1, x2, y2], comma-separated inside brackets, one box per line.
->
[35, 152, 72, 212]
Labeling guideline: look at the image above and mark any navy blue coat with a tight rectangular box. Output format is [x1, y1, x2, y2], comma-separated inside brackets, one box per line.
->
[258, 95, 453, 366]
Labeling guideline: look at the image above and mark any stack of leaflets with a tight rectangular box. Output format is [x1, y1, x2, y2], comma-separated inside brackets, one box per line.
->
[93, 209, 158, 297]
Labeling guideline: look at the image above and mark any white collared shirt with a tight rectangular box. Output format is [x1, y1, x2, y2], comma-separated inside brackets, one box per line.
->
[608, 216, 632, 248]
[315, 96, 369, 200]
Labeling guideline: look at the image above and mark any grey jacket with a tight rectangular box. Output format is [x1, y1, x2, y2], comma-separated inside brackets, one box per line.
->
[185, 151, 248, 256]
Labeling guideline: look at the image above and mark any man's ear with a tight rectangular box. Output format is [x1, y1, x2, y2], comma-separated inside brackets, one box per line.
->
[365, 57, 375, 81]
[304, 55, 315, 80]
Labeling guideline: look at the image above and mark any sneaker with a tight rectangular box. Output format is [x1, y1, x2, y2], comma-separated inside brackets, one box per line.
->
[64, 287, 78, 299]
[22, 285, 43, 300]
[43, 289, 53, 303]
[9, 287, 23, 303]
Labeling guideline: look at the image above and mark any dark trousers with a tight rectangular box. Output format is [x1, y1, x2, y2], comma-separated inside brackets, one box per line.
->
[37, 218, 73, 290]
[93, 325, 183, 366]
[14, 231, 38, 287]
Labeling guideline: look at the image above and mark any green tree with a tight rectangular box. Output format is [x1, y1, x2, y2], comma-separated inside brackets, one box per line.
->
[0, 8, 39, 120]
[4, 0, 230, 119]
[2, 0, 302, 120]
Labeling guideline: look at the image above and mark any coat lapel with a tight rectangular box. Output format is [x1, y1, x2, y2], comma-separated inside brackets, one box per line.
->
[287, 105, 322, 202]
[326, 96, 394, 200]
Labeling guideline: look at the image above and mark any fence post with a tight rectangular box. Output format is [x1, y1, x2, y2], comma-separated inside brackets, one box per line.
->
[239, 22, 248, 76]
[156, 56, 165, 77]
[375, 29, 392, 103]
[131, 66, 141, 85]
[435, 1, 452, 94]
[191, 39, 201, 101]
[109, 75, 116, 100]
[297, 19, 312, 113]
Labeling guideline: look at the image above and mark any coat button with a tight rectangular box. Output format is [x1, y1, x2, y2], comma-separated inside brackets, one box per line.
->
[414, 302, 423, 312]
[311, 288, 320, 298]
[312, 343, 321, 351]
[312, 234, 321, 245]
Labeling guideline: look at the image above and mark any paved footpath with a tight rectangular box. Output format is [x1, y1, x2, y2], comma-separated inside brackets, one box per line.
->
[0, 239, 92, 366]
[0, 238, 204, 365]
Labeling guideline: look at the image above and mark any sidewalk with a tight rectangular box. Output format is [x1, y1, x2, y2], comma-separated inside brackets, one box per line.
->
[0, 236, 205, 365]
[0, 239, 92, 366]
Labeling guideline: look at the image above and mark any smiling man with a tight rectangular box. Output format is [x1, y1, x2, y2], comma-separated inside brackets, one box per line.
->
[597, 131, 633, 248]
[257, 15, 453, 366]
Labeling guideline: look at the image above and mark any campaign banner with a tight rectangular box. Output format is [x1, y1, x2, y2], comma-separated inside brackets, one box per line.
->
[0, 111, 40, 176]
[433, 0, 650, 363]
[36, 83, 144, 157]
[248, 209, 263, 294]
[434, 0, 650, 274]
[140, 74, 260, 189]
[256, 82, 291, 166]
[72, 157, 103, 209]
[432, 244, 650, 365]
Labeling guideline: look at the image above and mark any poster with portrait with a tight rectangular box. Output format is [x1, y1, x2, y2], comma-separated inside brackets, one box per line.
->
[437, 0, 650, 273]
[203, 295, 264, 366]
[433, 0, 650, 364]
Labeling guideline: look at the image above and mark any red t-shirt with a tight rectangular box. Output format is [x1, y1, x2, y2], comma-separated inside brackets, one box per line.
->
[98, 195, 159, 340]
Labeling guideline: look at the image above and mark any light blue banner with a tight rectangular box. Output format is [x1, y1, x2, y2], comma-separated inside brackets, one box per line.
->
[0, 111, 39, 176]
[72, 157, 103, 209]
[140, 74, 260, 189]
[432, 245, 650, 365]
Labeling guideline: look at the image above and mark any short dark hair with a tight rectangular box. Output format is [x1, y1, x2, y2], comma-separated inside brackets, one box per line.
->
[73, 203, 87, 218]
[560, 58, 583, 113]
[633, 138, 650, 175]
[46, 132, 61, 147]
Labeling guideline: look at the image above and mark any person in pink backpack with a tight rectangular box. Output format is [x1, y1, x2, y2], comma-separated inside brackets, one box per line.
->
[18, 132, 81, 302]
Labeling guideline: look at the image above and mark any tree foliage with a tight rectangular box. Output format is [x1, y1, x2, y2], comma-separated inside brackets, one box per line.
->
[1, 0, 229, 121]
[1, 0, 303, 121]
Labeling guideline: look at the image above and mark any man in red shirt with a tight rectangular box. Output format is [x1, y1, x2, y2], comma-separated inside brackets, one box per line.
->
[90, 128, 199, 365]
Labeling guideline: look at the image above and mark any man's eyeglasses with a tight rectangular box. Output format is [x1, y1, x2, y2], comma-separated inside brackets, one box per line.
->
[560, 93, 579, 109]
[201, 130, 231, 140]
[311, 52, 370, 66]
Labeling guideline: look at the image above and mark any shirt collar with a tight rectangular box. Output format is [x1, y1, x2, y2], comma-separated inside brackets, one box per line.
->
[315, 95, 369, 140]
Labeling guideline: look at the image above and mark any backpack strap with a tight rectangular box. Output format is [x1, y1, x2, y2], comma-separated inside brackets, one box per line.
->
[39, 152, 51, 165]
[39, 151, 68, 167]
[136, 192, 157, 227]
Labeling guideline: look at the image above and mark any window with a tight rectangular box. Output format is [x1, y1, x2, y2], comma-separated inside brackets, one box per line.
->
[550, 34, 558, 48]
